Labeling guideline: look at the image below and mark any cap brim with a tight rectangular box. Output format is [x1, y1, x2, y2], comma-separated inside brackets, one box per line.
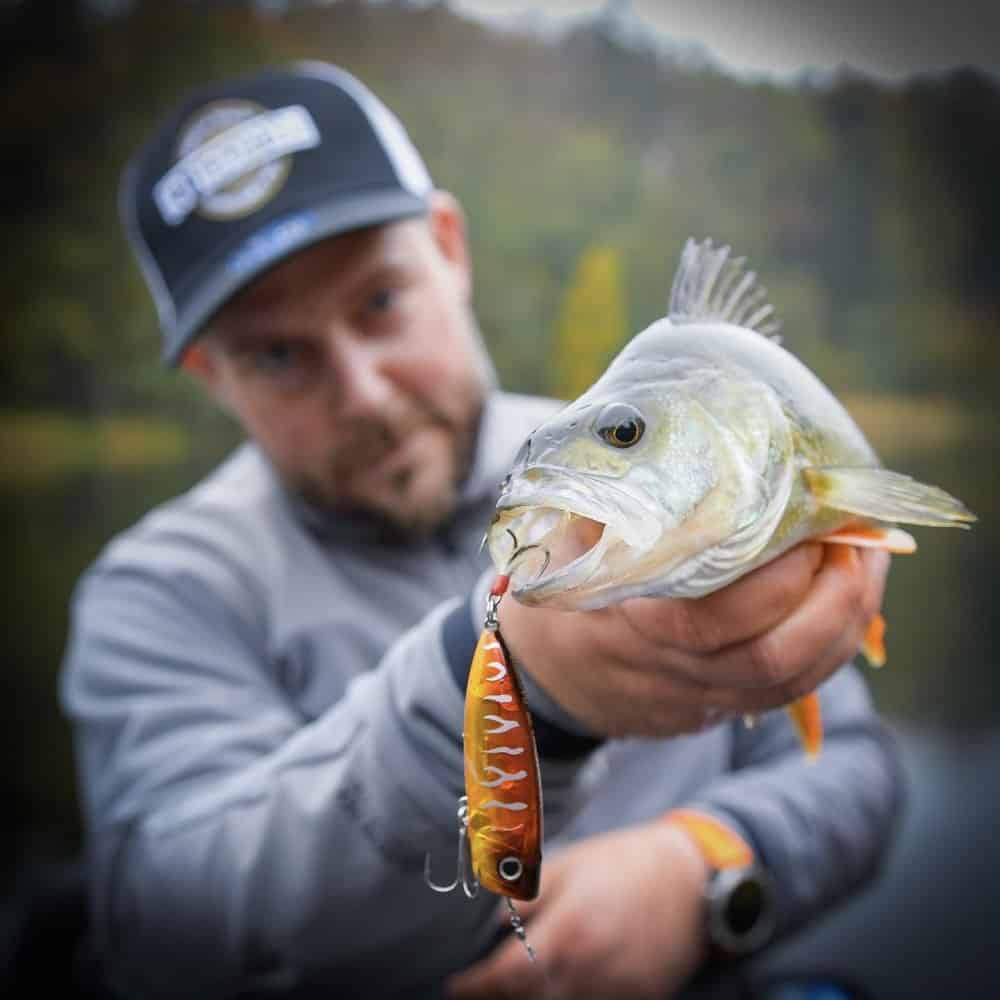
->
[163, 187, 428, 365]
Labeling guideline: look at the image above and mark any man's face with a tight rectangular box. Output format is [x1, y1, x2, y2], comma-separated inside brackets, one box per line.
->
[187, 194, 491, 536]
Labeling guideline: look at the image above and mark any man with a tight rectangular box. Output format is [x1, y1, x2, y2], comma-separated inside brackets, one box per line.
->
[60, 61, 902, 999]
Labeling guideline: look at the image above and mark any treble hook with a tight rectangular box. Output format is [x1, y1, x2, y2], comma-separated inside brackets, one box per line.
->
[503, 528, 552, 580]
[424, 796, 480, 899]
[484, 532, 553, 631]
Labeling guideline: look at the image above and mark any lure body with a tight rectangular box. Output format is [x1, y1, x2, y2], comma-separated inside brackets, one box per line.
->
[463, 621, 542, 900]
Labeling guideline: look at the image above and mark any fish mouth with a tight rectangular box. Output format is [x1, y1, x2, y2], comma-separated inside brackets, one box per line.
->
[489, 470, 663, 603]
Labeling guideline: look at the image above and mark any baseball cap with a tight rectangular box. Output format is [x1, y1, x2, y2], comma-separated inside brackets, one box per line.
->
[120, 61, 433, 365]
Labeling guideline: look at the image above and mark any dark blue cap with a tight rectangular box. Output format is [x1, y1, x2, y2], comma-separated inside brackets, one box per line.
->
[120, 61, 433, 365]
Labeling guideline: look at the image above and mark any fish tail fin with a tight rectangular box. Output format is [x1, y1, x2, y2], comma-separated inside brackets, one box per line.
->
[787, 693, 822, 760]
[804, 467, 976, 529]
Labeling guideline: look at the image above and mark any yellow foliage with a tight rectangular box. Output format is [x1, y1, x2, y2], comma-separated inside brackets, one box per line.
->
[0, 412, 190, 489]
[551, 244, 629, 400]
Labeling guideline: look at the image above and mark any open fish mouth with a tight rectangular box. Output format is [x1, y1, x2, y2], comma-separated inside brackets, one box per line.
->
[490, 506, 609, 596]
[488, 473, 663, 602]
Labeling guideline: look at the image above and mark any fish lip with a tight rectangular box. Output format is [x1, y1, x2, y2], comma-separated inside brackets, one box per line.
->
[497, 467, 661, 541]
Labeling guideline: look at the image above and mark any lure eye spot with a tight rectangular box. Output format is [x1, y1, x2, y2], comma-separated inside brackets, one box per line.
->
[596, 403, 645, 449]
[498, 856, 523, 882]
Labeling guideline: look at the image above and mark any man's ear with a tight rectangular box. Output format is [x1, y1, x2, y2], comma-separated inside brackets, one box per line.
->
[427, 190, 471, 302]
[180, 343, 222, 393]
[181, 344, 216, 384]
[180, 341, 241, 420]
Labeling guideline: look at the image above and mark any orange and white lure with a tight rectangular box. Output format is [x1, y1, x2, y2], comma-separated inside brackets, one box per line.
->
[463, 573, 543, 901]
[426, 572, 543, 957]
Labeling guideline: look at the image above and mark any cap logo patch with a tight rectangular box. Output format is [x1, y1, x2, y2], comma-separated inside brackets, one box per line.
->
[154, 101, 320, 226]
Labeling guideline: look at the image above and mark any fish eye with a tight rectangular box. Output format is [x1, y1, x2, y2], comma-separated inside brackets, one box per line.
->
[498, 856, 523, 882]
[596, 403, 645, 449]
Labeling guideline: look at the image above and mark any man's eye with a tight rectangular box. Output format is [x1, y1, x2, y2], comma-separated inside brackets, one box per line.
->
[245, 343, 317, 384]
[367, 287, 396, 313]
[254, 344, 297, 371]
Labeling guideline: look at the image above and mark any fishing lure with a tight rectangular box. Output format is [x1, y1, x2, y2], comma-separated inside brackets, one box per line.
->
[426, 569, 543, 958]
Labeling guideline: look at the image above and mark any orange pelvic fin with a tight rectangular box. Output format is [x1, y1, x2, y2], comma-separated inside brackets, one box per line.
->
[818, 526, 894, 669]
[786, 693, 822, 760]
[819, 521, 917, 554]
[861, 612, 887, 669]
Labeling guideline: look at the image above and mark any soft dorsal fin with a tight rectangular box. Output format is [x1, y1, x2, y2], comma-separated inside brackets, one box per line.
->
[668, 238, 782, 339]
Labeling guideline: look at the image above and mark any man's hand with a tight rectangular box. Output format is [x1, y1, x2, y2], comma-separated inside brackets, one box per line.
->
[445, 821, 710, 1000]
[498, 542, 891, 739]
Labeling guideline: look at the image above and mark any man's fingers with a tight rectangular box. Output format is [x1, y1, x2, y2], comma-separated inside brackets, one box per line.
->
[620, 543, 823, 671]
[692, 543, 873, 701]
[723, 547, 890, 699]
[502, 539, 890, 740]
[449, 859, 572, 1000]
[859, 547, 892, 619]
[686, 541, 826, 651]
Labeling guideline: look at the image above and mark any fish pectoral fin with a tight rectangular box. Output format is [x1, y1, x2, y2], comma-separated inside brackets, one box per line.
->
[861, 613, 887, 669]
[786, 693, 822, 760]
[803, 467, 976, 529]
[819, 521, 917, 554]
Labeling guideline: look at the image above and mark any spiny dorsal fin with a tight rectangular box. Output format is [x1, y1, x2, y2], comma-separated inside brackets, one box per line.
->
[668, 238, 782, 339]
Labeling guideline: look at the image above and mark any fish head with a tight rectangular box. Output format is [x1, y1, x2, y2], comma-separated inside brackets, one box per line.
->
[489, 372, 766, 608]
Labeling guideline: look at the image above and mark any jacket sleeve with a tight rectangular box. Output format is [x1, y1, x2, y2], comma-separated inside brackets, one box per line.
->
[59, 558, 594, 998]
[684, 665, 906, 935]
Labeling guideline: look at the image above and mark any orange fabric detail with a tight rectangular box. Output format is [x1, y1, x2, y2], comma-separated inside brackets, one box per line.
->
[665, 809, 755, 870]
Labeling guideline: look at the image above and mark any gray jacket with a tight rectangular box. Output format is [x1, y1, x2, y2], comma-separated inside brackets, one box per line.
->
[60, 391, 903, 999]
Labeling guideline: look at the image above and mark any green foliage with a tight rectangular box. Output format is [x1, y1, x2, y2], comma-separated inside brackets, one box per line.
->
[5, 1, 997, 417]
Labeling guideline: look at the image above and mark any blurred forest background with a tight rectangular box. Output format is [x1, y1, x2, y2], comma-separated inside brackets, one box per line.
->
[2, 0, 999, 988]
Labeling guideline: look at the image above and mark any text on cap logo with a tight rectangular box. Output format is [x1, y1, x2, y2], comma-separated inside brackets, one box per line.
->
[154, 101, 320, 226]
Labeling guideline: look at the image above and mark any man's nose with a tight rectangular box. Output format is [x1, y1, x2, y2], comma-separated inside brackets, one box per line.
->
[329, 335, 394, 416]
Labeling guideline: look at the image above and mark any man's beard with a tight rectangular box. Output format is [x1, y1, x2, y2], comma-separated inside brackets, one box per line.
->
[293, 398, 482, 539]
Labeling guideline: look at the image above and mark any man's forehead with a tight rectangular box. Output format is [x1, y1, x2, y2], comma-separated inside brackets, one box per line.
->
[221, 216, 426, 316]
